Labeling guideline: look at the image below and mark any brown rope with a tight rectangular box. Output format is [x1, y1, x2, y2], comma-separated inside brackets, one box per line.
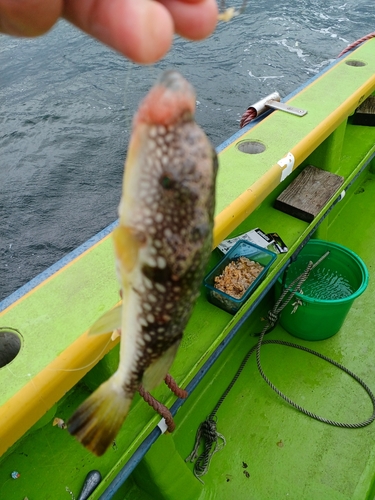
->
[338, 32, 375, 58]
[240, 107, 257, 128]
[164, 374, 188, 399]
[138, 384, 176, 432]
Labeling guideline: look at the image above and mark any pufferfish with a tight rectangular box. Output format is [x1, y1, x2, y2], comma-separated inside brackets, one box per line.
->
[68, 70, 218, 456]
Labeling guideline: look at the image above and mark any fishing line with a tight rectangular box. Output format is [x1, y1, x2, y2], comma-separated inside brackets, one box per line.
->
[121, 62, 159, 135]
[121, 60, 135, 134]
[44, 336, 114, 374]
[4, 62, 158, 392]
[5, 335, 113, 379]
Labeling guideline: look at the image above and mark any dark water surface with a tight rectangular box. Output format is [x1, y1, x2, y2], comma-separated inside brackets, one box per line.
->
[1, 0, 374, 300]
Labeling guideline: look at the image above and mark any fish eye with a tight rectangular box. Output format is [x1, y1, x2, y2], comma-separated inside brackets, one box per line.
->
[160, 175, 174, 190]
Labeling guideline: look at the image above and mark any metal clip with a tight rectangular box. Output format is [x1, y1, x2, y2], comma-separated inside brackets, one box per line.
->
[266, 100, 307, 117]
[246, 92, 307, 119]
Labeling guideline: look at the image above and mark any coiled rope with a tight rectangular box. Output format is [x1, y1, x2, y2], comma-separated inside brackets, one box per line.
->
[186, 253, 375, 482]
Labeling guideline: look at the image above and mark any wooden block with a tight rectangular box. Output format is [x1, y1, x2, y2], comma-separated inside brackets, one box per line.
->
[274, 165, 344, 222]
[352, 96, 375, 126]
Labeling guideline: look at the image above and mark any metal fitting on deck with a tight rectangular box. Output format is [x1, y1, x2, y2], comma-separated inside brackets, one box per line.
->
[246, 92, 307, 118]
[246, 91, 281, 117]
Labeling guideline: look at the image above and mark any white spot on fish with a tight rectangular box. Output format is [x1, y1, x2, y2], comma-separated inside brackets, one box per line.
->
[149, 126, 158, 138]
[144, 333, 152, 342]
[155, 283, 166, 293]
[157, 256, 167, 269]
[149, 294, 157, 303]
[144, 278, 153, 290]
[147, 256, 157, 267]
[155, 213, 164, 223]
[147, 313, 155, 323]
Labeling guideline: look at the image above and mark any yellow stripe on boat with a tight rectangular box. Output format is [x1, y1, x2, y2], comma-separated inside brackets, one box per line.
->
[214, 40, 375, 246]
[1, 39, 375, 457]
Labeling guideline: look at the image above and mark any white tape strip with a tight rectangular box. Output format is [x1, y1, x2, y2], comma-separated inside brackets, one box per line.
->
[278, 152, 295, 182]
[338, 190, 346, 201]
[158, 418, 168, 434]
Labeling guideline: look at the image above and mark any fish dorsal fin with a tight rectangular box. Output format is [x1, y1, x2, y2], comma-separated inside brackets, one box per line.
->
[88, 304, 122, 336]
[112, 225, 145, 273]
[142, 340, 180, 391]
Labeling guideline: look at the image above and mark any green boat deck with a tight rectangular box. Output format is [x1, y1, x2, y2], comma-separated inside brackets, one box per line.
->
[171, 171, 375, 500]
[1, 40, 375, 499]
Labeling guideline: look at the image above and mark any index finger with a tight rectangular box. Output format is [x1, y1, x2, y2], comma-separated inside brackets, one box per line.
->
[63, 0, 217, 63]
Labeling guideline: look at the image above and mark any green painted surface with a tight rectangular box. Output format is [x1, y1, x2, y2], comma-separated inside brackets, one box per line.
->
[133, 434, 202, 500]
[1, 41, 375, 499]
[0, 236, 119, 404]
[169, 171, 375, 500]
[215, 40, 375, 215]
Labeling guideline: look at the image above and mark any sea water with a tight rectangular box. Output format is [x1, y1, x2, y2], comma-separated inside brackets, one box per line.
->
[1, 0, 375, 301]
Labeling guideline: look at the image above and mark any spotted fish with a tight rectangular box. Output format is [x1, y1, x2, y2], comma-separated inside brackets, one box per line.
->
[68, 70, 218, 456]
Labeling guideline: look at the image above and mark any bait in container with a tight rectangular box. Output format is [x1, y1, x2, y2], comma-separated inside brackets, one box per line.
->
[204, 240, 277, 314]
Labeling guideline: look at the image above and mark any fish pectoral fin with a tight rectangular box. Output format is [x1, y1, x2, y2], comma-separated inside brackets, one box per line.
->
[88, 304, 122, 336]
[142, 341, 181, 392]
[112, 225, 146, 273]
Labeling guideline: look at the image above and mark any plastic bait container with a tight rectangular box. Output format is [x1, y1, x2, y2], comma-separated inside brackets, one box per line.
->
[204, 240, 277, 314]
[275, 239, 369, 340]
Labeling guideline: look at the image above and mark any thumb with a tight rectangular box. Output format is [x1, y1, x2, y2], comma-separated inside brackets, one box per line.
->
[0, 0, 62, 36]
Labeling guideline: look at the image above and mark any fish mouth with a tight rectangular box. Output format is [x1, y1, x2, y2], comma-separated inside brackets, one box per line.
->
[157, 70, 193, 93]
[135, 70, 196, 126]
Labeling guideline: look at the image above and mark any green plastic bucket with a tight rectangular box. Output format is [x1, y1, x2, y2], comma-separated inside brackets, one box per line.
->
[276, 240, 369, 340]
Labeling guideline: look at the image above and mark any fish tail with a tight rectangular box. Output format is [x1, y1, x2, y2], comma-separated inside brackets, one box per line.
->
[68, 376, 132, 456]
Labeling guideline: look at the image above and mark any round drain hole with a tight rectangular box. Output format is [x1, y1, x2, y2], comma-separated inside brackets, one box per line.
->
[345, 60, 367, 67]
[237, 140, 266, 154]
[0, 328, 22, 368]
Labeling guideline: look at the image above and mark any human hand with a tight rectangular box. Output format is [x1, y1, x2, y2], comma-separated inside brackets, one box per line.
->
[0, 0, 218, 63]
